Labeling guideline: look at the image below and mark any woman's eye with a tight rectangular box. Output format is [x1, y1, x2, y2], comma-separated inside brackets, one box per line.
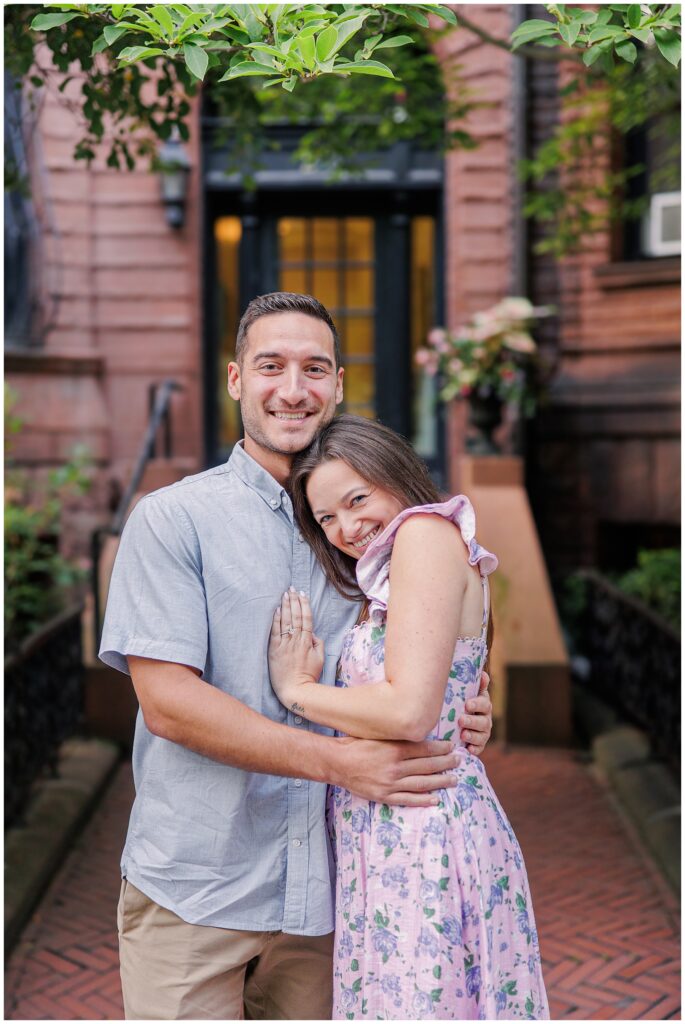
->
[351, 494, 367, 505]
[319, 515, 332, 526]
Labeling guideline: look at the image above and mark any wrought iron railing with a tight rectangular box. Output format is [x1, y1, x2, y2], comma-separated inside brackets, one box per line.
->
[5, 603, 84, 829]
[91, 379, 182, 652]
[576, 570, 680, 773]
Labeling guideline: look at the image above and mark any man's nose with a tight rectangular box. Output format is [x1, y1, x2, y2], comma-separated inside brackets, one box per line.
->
[278, 370, 309, 404]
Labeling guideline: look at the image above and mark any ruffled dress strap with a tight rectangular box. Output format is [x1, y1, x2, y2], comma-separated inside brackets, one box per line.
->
[355, 494, 498, 626]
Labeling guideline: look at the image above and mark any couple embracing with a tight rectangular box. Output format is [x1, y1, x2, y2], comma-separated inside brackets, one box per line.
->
[101, 291, 548, 1021]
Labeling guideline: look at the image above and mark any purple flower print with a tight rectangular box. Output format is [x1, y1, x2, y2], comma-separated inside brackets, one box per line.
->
[339, 987, 358, 1011]
[340, 886, 353, 909]
[380, 975, 401, 996]
[421, 816, 447, 847]
[376, 820, 402, 849]
[340, 830, 353, 851]
[444, 681, 455, 704]
[495, 990, 507, 1012]
[419, 879, 441, 903]
[451, 658, 477, 684]
[442, 915, 462, 946]
[351, 807, 371, 833]
[415, 927, 439, 958]
[466, 963, 481, 999]
[373, 928, 398, 957]
[381, 865, 408, 891]
[487, 883, 504, 912]
[455, 781, 477, 812]
[412, 991, 434, 1016]
[517, 909, 530, 937]
[338, 931, 353, 957]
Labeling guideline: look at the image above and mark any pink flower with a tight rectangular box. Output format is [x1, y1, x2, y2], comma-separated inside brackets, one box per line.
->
[415, 348, 439, 376]
[428, 327, 449, 353]
[503, 331, 536, 354]
[460, 385, 472, 397]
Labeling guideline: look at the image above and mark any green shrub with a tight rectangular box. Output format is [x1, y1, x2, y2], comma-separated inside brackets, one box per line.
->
[4, 387, 92, 653]
[614, 549, 680, 631]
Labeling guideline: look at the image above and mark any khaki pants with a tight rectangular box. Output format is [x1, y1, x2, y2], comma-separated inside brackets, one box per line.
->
[117, 879, 334, 1020]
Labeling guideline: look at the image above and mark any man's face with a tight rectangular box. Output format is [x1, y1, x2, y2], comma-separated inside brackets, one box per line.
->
[227, 311, 344, 475]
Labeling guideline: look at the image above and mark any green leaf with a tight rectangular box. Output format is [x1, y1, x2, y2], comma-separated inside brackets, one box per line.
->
[351, 959, 359, 972]
[628, 27, 651, 43]
[183, 42, 208, 80]
[352, 977, 362, 993]
[403, 8, 429, 27]
[442, 729, 455, 741]
[447, 708, 456, 722]
[423, 906, 435, 918]
[441, 854, 449, 867]
[569, 9, 596, 23]
[439, 877, 449, 890]
[329, 15, 367, 55]
[218, 61, 280, 81]
[433, 964, 442, 979]
[434, 5, 457, 26]
[316, 25, 338, 62]
[91, 33, 109, 55]
[430, 988, 443, 1002]
[30, 12, 82, 31]
[379, 803, 393, 820]
[373, 34, 414, 49]
[117, 46, 165, 63]
[559, 21, 581, 47]
[587, 25, 625, 43]
[150, 4, 175, 36]
[510, 18, 557, 49]
[627, 4, 642, 29]
[281, 77, 297, 92]
[104, 24, 130, 45]
[296, 32, 316, 69]
[654, 28, 681, 66]
[332, 60, 395, 78]
[615, 39, 637, 63]
[583, 45, 604, 67]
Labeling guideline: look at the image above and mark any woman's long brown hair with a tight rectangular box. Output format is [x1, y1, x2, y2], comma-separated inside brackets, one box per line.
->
[289, 414, 494, 658]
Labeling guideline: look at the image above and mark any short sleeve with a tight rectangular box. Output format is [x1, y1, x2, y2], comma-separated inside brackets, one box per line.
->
[355, 494, 498, 625]
[99, 494, 208, 676]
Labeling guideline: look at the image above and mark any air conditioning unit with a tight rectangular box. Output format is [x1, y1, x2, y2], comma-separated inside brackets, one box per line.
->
[642, 191, 681, 257]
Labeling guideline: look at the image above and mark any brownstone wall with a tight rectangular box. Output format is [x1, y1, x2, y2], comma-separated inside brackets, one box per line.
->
[6, 68, 203, 551]
[433, 5, 517, 487]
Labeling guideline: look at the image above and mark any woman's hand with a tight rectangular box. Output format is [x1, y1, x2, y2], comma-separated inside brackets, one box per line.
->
[268, 589, 325, 709]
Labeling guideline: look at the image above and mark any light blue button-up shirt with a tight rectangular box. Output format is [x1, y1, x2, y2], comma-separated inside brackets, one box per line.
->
[100, 442, 359, 934]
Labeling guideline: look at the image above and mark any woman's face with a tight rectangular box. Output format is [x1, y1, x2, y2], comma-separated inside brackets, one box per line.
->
[306, 459, 404, 560]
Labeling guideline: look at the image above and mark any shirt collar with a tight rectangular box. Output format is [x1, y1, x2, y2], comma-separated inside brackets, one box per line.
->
[229, 441, 288, 513]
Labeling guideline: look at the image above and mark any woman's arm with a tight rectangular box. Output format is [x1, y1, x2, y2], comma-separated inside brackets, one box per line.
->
[269, 515, 474, 742]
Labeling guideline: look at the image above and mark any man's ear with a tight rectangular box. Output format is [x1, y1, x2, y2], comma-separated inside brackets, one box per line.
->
[227, 361, 241, 401]
[335, 367, 344, 406]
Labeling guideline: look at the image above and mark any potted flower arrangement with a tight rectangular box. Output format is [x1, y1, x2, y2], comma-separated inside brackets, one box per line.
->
[415, 297, 551, 453]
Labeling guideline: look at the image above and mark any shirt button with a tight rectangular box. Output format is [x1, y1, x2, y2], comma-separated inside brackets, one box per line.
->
[292, 838, 302, 848]
[270, 498, 279, 508]
[298, 532, 305, 542]
[294, 715, 303, 725]
[294, 779, 302, 788]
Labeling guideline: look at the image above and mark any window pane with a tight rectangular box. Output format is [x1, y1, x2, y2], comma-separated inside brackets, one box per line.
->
[344, 363, 374, 408]
[312, 218, 339, 261]
[280, 268, 307, 294]
[345, 218, 373, 260]
[214, 217, 242, 449]
[345, 268, 373, 309]
[312, 268, 339, 310]
[410, 216, 437, 458]
[345, 316, 373, 357]
[278, 218, 306, 262]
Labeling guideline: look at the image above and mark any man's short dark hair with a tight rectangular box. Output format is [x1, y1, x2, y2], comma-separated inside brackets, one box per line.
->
[235, 292, 341, 368]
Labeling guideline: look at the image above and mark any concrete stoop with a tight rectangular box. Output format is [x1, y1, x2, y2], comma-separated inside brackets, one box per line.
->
[592, 725, 680, 897]
[5, 737, 121, 957]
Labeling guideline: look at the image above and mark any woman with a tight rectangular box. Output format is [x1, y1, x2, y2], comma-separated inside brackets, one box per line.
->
[268, 415, 548, 1021]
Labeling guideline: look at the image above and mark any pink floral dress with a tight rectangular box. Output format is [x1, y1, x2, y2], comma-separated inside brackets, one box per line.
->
[328, 496, 549, 1020]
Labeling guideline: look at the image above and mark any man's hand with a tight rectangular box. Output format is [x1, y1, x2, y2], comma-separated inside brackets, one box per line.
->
[331, 736, 459, 806]
[458, 670, 492, 757]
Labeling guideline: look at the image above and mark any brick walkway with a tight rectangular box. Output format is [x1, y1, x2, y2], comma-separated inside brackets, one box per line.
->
[5, 746, 680, 1020]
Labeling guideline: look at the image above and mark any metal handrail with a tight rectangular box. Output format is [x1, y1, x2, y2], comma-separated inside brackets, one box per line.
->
[91, 378, 182, 653]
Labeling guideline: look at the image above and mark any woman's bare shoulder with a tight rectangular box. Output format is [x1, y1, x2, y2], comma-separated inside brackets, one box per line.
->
[391, 513, 470, 574]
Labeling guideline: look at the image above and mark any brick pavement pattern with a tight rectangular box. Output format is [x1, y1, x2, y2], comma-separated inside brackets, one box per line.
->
[5, 745, 680, 1020]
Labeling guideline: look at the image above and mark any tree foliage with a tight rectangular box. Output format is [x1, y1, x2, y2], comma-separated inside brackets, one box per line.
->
[4, 3, 682, 254]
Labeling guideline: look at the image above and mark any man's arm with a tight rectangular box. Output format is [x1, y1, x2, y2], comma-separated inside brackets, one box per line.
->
[128, 655, 463, 806]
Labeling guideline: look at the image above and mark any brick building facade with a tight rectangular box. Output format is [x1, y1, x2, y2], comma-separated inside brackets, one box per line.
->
[6, 6, 680, 580]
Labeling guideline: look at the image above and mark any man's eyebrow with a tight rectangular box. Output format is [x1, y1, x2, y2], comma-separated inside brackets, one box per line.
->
[250, 350, 334, 368]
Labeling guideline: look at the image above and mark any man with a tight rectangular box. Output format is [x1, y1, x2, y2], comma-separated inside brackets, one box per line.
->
[100, 292, 493, 1020]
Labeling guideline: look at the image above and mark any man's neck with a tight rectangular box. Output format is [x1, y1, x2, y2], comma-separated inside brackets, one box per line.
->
[242, 436, 293, 487]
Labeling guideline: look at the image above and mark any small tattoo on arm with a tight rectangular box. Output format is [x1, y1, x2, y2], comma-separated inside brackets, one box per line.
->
[290, 702, 305, 715]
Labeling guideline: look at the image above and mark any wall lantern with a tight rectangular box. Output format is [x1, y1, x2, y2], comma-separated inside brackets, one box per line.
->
[158, 127, 191, 229]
